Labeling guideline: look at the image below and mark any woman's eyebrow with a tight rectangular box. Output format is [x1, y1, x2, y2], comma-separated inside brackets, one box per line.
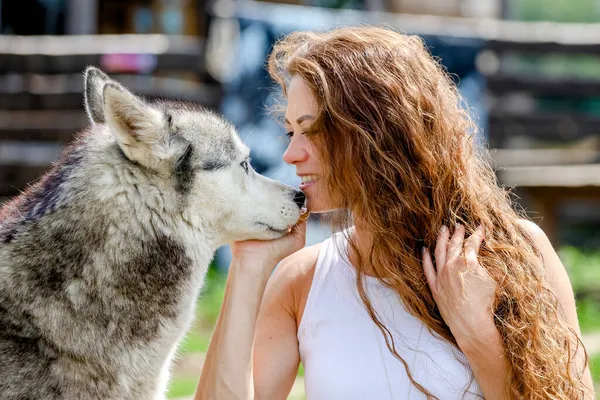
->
[284, 115, 315, 125]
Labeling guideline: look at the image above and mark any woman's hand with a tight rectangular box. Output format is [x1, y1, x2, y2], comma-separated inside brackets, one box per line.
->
[422, 224, 499, 352]
[230, 220, 308, 276]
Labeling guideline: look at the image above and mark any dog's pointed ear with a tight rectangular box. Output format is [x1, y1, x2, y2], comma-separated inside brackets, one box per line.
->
[103, 83, 179, 169]
[84, 66, 122, 125]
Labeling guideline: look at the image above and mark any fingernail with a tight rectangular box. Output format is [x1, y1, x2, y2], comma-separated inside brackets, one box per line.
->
[440, 225, 448, 233]
[422, 246, 427, 254]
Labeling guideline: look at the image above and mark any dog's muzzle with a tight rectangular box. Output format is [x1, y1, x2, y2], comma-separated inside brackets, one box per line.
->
[293, 191, 306, 209]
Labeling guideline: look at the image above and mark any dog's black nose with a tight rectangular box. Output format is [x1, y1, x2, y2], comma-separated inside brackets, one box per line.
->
[293, 191, 306, 209]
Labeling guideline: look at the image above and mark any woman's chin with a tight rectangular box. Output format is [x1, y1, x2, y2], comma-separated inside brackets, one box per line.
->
[305, 199, 333, 214]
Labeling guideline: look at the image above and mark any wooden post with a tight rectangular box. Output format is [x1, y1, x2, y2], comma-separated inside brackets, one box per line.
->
[66, 0, 97, 35]
[524, 188, 559, 245]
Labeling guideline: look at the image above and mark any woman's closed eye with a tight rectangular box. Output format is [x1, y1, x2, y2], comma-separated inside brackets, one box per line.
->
[285, 131, 306, 139]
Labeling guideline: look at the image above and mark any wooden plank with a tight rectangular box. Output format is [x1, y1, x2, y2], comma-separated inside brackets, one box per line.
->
[486, 40, 600, 55]
[491, 148, 600, 167]
[487, 112, 600, 147]
[0, 35, 207, 74]
[497, 164, 600, 187]
[0, 80, 223, 110]
[0, 53, 204, 74]
[237, 1, 600, 55]
[0, 129, 77, 142]
[0, 93, 83, 110]
[509, 185, 600, 245]
[487, 74, 600, 97]
[0, 110, 86, 141]
[0, 165, 50, 197]
[0, 34, 202, 55]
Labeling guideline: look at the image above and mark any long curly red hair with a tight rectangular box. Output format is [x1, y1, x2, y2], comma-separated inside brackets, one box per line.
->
[268, 26, 590, 399]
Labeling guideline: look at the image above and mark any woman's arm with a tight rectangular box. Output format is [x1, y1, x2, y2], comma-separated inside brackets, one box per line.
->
[193, 258, 272, 400]
[517, 220, 594, 397]
[194, 222, 306, 400]
[463, 220, 595, 398]
[453, 317, 509, 400]
[423, 221, 595, 400]
[253, 244, 319, 399]
[423, 225, 510, 400]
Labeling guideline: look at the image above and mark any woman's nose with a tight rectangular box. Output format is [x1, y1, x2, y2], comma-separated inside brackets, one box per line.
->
[283, 139, 309, 165]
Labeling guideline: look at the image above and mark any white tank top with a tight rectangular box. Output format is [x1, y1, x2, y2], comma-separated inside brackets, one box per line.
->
[298, 230, 483, 399]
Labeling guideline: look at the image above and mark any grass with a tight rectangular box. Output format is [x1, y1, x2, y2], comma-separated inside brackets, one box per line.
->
[167, 267, 225, 398]
[196, 267, 227, 327]
[559, 247, 600, 293]
[591, 354, 600, 382]
[559, 247, 600, 333]
[178, 328, 211, 355]
[297, 362, 305, 377]
[176, 267, 227, 356]
[576, 298, 600, 333]
[591, 354, 600, 395]
[167, 376, 201, 399]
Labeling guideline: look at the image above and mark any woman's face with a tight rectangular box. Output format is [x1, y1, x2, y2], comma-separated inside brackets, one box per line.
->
[283, 76, 330, 213]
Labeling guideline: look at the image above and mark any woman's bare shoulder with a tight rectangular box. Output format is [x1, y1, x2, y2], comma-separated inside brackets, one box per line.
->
[515, 219, 579, 318]
[515, 219, 557, 264]
[268, 242, 322, 326]
[276, 243, 322, 280]
[515, 219, 558, 262]
[515, 218, 545, 238]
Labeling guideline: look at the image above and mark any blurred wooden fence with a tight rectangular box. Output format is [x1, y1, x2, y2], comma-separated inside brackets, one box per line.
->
[4, 3, 600, 244]
[0, 34, 222, 201]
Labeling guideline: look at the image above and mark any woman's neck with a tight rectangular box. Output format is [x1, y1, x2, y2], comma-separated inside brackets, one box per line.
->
[346, 223, 378, 278]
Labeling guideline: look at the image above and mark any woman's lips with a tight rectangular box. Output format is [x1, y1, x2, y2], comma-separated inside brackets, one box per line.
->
[299, 180, 316, 191]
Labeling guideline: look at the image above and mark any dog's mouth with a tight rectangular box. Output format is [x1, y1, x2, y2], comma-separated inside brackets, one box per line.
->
[256, 222, 289, 235]
[256, 210, 309, 235]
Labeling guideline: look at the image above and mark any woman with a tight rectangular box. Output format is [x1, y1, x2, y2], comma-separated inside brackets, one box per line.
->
[195, 27, 594, 399]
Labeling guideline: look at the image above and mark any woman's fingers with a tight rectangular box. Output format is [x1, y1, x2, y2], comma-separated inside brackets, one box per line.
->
[422, 248, 437, 296]
[446, 224, 466, 266]
[428, 224, 486, 298]
[464, 225, 485, 269]
[434, 225, 450, 273]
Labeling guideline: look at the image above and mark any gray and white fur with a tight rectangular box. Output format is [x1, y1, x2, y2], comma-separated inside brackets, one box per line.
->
[0, 67, 305, 399]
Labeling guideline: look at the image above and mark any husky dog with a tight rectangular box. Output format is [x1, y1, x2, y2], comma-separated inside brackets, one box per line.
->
[0, 67, 305, 399]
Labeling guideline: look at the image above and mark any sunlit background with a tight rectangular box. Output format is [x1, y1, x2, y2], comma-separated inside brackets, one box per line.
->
[1, 0, 600, 398]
